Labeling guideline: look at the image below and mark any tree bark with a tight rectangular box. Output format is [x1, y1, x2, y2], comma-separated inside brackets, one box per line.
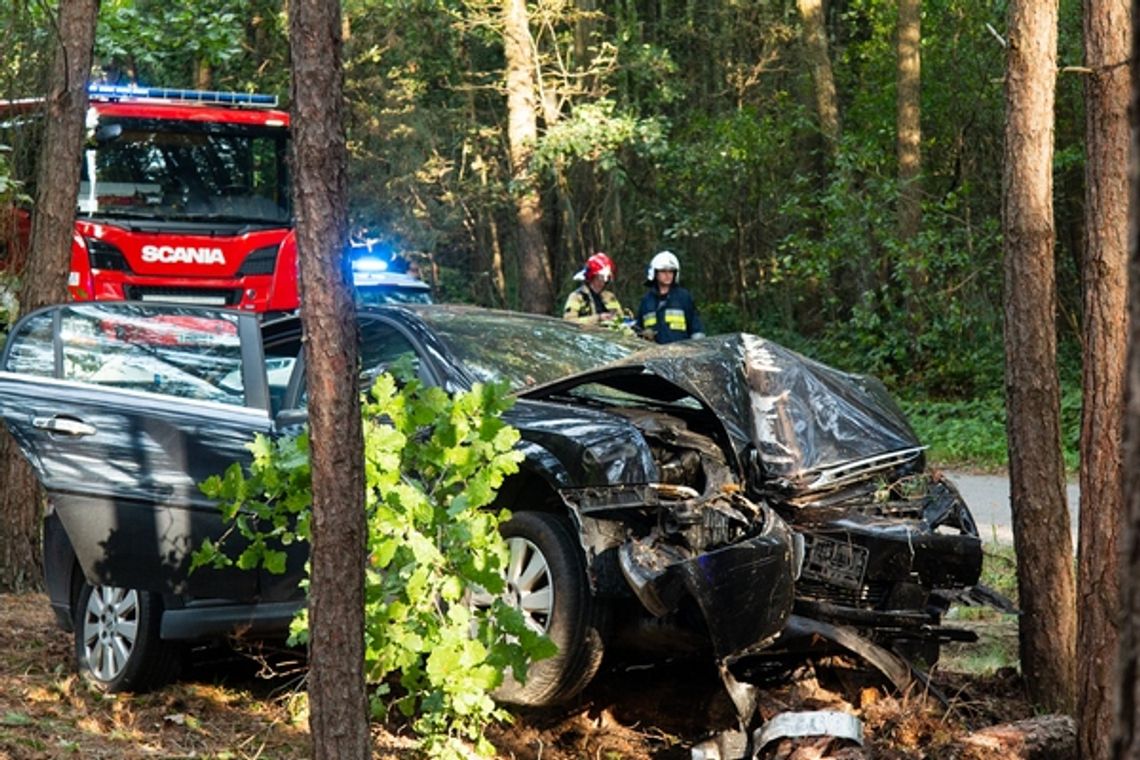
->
[797, 0, 840, 150]
[0, 0, 97, 593]
[194, 59, 211, 90]
[1078, 0, 1130, 757]
[1001, 0, 1076, 715]
[289, 1, 368, 757]
[503, 0, 553, 313]
[1111, 4, 1140, 755]
[941, 715, 1077, 760]
[896, 0, 921, 242]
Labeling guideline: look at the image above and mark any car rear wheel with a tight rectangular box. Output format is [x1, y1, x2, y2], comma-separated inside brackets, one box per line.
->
[74, 583, 181, 692]
[490, 511, 606, 706]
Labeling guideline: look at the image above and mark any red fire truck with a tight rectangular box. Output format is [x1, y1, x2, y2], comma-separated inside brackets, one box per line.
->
[3, 85, 300, 312]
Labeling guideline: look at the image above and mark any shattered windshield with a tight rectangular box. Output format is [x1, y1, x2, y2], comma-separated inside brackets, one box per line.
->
[417, 308, 644, 391]
[79, 117, 290, 225]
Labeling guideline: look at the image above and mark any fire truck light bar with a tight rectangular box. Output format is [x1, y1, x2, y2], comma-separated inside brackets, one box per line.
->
[88, 84, 278, 108]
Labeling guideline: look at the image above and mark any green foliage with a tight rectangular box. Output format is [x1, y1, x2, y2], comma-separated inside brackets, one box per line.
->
[3, 0, 1092, 411]
[94, 0, 288, 93]
[195, 368, 553, 759]
[97, 1, 243, 83]
[979, 543, 1019, 608]
[0, 145, 21, 333]
[534, 100, 668, 175]
[774, 134, 1006, 396]
[900, 395, 1008, 471]
[0, 146, 28, 204]
[0, 276, 15, 336]
[899, 384, 1081, 473]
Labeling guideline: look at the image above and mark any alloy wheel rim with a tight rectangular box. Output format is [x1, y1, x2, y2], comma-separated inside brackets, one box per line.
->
[81, 586, 140, 682]
[503, 536, 553, 635]
[469, 536, 555, 635]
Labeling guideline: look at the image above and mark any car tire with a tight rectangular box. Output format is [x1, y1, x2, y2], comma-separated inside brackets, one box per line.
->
[492, 511, 606, 707]
[74, 583, 182, 693]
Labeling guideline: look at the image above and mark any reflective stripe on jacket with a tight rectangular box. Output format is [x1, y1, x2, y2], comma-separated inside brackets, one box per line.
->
[635, 286, 703, 343]
[563, 285, 622, 322]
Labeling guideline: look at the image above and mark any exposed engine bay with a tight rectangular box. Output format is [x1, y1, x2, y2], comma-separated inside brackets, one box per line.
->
[557, 395, 999, 682]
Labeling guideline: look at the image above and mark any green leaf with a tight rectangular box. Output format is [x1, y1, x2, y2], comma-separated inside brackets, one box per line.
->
[196, 350, 533, 755]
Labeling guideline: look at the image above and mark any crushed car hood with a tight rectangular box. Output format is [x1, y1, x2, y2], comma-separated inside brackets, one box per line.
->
[521, 333, 923, 493]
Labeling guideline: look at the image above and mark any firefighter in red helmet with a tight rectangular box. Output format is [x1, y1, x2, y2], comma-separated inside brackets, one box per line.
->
[562, 252, 624, 325]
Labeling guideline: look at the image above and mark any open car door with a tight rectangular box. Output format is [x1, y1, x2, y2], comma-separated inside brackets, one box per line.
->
[0, 302, 272, 598]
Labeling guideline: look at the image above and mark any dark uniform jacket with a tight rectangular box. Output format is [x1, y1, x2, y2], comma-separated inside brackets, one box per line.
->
[635, 286, 704, 344]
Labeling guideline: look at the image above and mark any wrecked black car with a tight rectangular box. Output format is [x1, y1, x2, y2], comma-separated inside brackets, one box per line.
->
[0, 302, 984, 706]
[524, 335, 988, 678]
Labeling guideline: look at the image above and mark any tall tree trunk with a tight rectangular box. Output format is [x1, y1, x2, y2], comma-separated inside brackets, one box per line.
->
[1002, 0, 1076, 715]
[503, 0, 553, 313]
[195, 58, 211, 90]
[1078, 1, 1130, 757]
[896, 0, 921, 242]
[289, 1, 368, 758]
[574, 0, 598, 93]
[797, 0, 840, 150]
[1115, 6, 1140, 752]
[0, 0, 97, 593]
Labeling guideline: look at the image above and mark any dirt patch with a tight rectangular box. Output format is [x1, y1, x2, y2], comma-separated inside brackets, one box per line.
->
[0, 593, 1036, 759]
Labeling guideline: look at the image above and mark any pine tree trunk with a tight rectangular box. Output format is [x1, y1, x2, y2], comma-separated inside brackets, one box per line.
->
[1001, 0, 1076, 715]
[195, 59, 211, 90]
[0, 0, 96, 593]
[896, 0, 921, 243]
[503, 0, 553, 313]
[289, 1, 368, 757]
[797, 0, 840, 149]
[1078, 0, 1130, 757]
[1110, 5, 1140, 756]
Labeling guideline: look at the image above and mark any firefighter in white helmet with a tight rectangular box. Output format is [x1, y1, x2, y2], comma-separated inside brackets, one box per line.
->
[635, 250, 704, 343]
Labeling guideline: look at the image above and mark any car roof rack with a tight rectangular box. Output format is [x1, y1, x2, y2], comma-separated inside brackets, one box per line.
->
[87, 84, 279, 108]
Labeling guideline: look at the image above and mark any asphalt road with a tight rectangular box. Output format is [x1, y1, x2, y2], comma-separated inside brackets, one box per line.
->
[945, 470, 1080, 546]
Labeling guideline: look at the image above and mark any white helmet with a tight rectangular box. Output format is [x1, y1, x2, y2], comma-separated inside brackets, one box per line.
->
[647, 250, 680, 282]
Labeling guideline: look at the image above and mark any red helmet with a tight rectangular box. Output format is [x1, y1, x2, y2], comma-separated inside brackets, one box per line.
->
[583, 252, 615, 282]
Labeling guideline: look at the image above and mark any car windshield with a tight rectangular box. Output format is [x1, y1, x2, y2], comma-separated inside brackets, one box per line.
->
[79, 117, 290, 225]
[417, 308, 644, 391]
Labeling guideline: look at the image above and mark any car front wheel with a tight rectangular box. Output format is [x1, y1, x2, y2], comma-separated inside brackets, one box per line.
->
[74, 583, 181, 692]
[490, 511, 606, 706]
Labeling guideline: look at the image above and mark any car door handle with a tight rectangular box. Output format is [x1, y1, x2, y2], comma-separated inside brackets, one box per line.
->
[32, 416, 97, 437]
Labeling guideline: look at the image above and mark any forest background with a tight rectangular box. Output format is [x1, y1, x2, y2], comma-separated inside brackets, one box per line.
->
[0, 0, 1087, 467]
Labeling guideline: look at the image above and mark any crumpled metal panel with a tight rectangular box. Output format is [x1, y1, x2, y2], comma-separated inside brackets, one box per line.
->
[754, 710, 865, 753]
[522, 333, 923, 492]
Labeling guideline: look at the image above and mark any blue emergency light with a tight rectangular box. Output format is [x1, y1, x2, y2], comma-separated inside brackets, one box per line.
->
[88, 84, 279, 108]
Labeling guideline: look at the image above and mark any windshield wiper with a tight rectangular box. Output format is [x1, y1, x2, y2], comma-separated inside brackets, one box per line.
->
[182, 214, 291, 233]
[79, 208, 164, 220]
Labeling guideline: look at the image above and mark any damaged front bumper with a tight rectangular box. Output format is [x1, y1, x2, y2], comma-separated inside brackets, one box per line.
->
[566, 483, 800, 662]
[776, 474, 988, 646]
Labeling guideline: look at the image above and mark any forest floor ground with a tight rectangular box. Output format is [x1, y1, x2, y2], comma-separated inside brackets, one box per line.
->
[0, 592, 1035, 759]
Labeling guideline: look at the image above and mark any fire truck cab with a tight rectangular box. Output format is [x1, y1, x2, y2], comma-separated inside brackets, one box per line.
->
[0, 85, 300, 311]
[68, 85, 298, 312]
[3, 85, 433, 313]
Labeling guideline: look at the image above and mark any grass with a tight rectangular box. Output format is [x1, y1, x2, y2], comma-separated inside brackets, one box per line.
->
[943, 543, 1020, 674]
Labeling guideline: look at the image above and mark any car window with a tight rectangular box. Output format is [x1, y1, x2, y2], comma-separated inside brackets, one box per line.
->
[56, 304, 247, 405]
[294, 319, 422, 409]
[3, 311, 55, 376]
[360, 320, 421, 383]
